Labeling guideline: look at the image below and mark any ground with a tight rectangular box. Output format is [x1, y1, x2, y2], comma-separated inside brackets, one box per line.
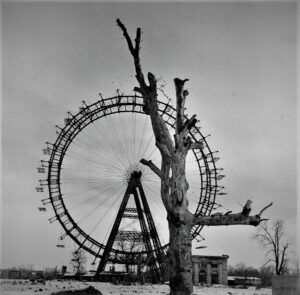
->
[1, 279, 272, 295]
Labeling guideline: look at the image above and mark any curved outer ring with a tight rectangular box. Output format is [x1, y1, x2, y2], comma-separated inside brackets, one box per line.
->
[46, 94, 219, 262]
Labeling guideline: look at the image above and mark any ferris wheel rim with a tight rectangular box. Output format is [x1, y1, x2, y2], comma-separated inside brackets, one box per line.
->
[40, 93, 220, 261]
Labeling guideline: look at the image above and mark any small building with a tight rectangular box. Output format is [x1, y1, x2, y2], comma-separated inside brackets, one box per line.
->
[8, 270, 22, 279]
[29, 270, 44, 280]
[0, 269, 44, 280]
[192, 255, 229, 285]
[0, 269, 10, 279]
[228, 275, 262, 286]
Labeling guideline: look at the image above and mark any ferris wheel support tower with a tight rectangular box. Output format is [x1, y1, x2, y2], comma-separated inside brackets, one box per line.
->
[95, 170, 166, 282]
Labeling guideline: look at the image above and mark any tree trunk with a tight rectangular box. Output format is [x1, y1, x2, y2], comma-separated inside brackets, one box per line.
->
[167, 153, 194, 295]
[168, 214, 193, 295]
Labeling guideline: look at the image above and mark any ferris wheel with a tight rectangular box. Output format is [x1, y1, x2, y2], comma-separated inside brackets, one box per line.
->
[36, 92, 224, 278]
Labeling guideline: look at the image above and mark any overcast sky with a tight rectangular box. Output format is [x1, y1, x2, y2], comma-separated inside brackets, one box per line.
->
[1, 1, 298, 271]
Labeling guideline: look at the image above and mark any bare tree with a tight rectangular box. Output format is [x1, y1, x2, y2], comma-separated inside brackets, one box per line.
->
[115, 19, 272, 295]
[116, 238, 143, 273]
[253, 219, 289, 275]
[44, 266, 58, 279]
[228, 262, 260, 278]
[291, 258, 300, 275]
[259, 265, 275, 286]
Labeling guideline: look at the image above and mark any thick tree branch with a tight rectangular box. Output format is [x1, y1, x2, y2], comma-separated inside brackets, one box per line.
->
[189, 142, 203, 150]
[140, 158, 189, 191]
[152, 115, 174, 157]
[140, 158, 162, 178]
[117, 19, 174, 157]
[193, 200, 273, 227]
[181, 136, 202, 151]
[179, 114, 197, 137]
[116, 19, 135, 54]
[173, 78, 202, 155]
[116, 18, 147, 91]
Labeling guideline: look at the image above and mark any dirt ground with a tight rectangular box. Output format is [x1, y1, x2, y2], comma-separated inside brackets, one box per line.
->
[1, 279, 272, 295]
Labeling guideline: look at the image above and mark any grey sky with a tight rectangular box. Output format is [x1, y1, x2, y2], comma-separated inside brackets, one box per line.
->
[1, 2, 298, 270]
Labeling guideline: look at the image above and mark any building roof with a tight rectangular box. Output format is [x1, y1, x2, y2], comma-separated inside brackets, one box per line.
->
[192, 254, 229, 260]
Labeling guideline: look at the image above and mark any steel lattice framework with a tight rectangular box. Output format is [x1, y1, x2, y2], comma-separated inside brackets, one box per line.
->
[36, 93, 224, 277]
[95, 170, 165, 281]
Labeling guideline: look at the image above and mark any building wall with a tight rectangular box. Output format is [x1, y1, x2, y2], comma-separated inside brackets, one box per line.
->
[0, 270, 44, 280]
[9, 270, 22, 279]
[192, 255, 229, 285]
[228, 276, 262, 286]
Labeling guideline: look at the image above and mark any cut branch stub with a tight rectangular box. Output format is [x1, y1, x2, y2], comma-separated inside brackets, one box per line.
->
[174, 78, 189, 133]
[189, 142, 203, 150]
[179, 114, 197, 136]
[241, 200, 252, 216]
[134, 27, 141, 54]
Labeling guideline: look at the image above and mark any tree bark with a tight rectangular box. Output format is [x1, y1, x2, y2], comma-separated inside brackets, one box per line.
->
[168, 213, 193, 295]
[167, 152, 194, 295]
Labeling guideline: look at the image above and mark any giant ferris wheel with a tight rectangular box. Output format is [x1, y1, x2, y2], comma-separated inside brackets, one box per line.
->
[36, 92, 225, 280]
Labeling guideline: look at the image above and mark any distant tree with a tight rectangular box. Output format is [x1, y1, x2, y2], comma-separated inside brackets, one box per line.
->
[228, 263, 245, 276]
[11, 264, 34, 271]
[253, 219, 289, 275]
[289, 257, 300, 275]
[259, 265, 275, 286]
[228, 263, 260, 278]
[116, 238, 142, 273]
[228, 263, 275, 286]
[71, 249, 87, 276]
[44, 267, 58, 279]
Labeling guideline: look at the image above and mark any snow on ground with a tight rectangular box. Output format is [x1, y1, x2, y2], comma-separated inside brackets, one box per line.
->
[0, 279, 272, 295]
